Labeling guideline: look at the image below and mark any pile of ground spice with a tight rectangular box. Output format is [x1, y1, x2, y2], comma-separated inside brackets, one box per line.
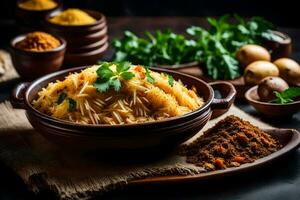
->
[18, 0, 57, 11]
[179, 115, 281, 171]
[48, 8, 96, 26]
[15, 32, 60, 52]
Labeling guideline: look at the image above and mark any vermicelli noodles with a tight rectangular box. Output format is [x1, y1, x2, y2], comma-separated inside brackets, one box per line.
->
[32, 64, 204, 125]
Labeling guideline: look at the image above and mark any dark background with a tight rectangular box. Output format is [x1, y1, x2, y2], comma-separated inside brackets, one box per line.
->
[0, 0, 299, 27]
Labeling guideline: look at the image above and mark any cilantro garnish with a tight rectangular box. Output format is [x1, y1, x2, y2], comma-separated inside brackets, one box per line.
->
[271, 87, 300, 104]
[68, 98, 77, 112]
[93, 62, 135, 92]
[57, 92, 67, 104]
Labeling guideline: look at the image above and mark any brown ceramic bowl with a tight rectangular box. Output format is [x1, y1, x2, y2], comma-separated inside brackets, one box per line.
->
[64, 42, 109, 67]
[67, 35, 108, 54]
[15, 0, 63, 32]
[46, 9, 106, 34]
[62, 26, 108, 47]
[10, 33, 66, 80]
[11, 67, 236, 151]
[261, 30, 292, 60]
[245, 85, 300, 117]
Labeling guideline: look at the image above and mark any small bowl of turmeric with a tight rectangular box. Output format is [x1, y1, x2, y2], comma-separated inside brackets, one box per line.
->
[10, 31, 66, 80]
[16, 0, 63, 32]
[45, 8, 108, 66]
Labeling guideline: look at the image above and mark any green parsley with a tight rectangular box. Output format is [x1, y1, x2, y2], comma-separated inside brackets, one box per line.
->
[93, 62, 135, 92]
[113, 14, 277, 80]
[68, 98, 77, 112]
[144, 66, 155, 84]
[271, 87, 300, 104]
[163, 73, 174, 87]
[57, 92, 67, 105]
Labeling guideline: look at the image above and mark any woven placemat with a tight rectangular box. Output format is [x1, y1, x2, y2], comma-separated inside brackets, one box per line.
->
[0, 101, 271, 199]
[0, 50, 18, 82]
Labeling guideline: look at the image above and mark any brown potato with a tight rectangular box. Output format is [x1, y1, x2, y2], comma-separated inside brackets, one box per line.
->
[257, 76, 289, 102]
[244, 61, 279, 85]
[273, 58, 300, 86]
[236, 44, 271, 67]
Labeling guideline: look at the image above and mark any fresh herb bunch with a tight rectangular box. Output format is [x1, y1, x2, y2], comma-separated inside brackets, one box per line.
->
[112, 15, 277, 80]
[113, 30, 198, 66]
[271, 87, 300, 104]
[93, 62, 174, 92]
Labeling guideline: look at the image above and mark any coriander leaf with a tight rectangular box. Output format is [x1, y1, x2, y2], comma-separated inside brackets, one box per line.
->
[167, 74, 174, 87]
[116, 61, 131, 73]
[271, 87, 300, 104]
[93, 81, 110, 92]
[68, 98, 77, 112]
[57, 92, 67, 105]
[109, 78, 121, 91]
[96, 63, 114, 81]
[145, 67, 155, 84]
[93, 62, 136, 92]
[121, 71, 135, 80]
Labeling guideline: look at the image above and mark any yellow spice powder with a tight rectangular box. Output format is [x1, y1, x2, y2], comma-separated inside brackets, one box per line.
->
[48, 8, 96, 26]
[18, 0, 57, 11]
[15, 32, 61, 52]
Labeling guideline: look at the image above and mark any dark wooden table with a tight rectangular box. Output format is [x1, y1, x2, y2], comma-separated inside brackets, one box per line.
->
[0, 17, 300, 200]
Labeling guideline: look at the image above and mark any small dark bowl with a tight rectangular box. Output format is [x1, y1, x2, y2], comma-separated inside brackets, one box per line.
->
[10, 33, 66, 80]
[64, 42, 109, 67]
[62, 26, 107, 47]
[46, 9, 106, 34]
[11, 67, 236, 151]
[245, 85, 300, 117]
[261, 30, 292, 60]
[15, 0, 63, 32]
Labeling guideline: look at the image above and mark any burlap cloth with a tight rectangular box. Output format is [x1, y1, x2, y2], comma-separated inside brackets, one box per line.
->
[0, 100, 271, 199]
[0, 50, 18, 82]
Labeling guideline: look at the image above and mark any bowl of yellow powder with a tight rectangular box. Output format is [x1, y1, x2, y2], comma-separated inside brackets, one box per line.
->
[16, 0, 62, 31]
[47, 8, 105, 28]
[45, 9, 108, 67]
[10, 31, 66, 79]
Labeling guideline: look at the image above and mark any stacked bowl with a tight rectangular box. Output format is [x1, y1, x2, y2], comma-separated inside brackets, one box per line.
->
[46, 9, 108, 67]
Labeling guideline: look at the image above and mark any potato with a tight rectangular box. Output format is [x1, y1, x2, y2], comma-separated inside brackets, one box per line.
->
[257, 76, 289, 102]
[244, 61, 279, 85]
[273, 58, 300, 86]
[236, 44, 271, 67]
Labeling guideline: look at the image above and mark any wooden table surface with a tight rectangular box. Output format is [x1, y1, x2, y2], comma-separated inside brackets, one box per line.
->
[0, 17, 300, 200]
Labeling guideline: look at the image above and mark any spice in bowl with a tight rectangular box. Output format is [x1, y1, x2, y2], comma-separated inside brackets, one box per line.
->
[18, 0, 57, 11]
[48, 8, 96, 26]
[180, 115, 281, 170]
[15, 31, 61, 52]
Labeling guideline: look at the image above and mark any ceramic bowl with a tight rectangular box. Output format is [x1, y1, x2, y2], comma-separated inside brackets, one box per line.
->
[15, 0, 63, 33]
[11, 67, 236, 151]
[261, 30, 292, 60]
[10, 33, 66, 80]
[245, 85, 300, 117]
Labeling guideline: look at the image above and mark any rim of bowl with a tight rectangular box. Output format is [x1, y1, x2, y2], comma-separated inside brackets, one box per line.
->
[245, 85, 300, 106]
[10, 32, 67, 54]
[46, 8, 106, 28]
[267, 30, 291, 44]
[16, 0, 62, 12]
[24, 66, 214, 128]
